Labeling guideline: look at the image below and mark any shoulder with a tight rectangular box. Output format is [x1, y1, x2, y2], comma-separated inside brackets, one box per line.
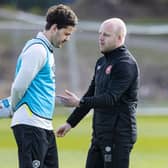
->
[26, 43, 46, 53]
[20, 43, 47, 69]
[115, 49, 138, 67]
[22, 43, 47, 60]
[96, 55, 105, 64]
[113, 57, 139, 78]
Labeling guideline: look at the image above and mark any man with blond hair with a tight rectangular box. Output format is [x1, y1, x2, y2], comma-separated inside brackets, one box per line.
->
[56, 18, 140, 168]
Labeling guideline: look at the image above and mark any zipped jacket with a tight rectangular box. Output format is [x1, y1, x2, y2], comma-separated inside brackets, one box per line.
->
[67, 45, 140, 143]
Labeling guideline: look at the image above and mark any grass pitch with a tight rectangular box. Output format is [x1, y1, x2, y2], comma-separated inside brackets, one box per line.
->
[1, 108, 168, 168]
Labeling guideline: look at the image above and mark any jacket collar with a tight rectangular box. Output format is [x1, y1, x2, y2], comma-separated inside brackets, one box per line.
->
[104, 45, 126, 60]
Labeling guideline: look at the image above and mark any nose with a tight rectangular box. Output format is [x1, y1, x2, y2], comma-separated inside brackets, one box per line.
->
[99, 37, 104, 44]
[99, 34, 104, 41]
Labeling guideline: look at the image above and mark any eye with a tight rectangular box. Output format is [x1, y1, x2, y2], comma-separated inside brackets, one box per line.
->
[104, 33, 111, 37]
[99, 32, 110, 37]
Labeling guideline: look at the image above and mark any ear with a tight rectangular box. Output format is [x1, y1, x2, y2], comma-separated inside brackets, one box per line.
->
[51, 24, 58, 32]
[118, 34, 123, 42]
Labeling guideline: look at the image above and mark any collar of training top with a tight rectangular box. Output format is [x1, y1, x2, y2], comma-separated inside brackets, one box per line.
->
[36, 32, 54, 53]
[104, 45, 126, 60]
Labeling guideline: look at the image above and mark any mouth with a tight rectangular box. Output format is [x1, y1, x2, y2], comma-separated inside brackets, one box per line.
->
[99, 41, 105, 46]
[99, 43, 105, 47]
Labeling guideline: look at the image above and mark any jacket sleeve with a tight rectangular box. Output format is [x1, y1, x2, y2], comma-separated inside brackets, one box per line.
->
[66, 59, 102, 127]
[79, 62, 138, 108]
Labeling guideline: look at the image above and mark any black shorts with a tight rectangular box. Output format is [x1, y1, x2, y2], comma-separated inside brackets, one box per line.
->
[86, 139, 133, 168]
[12, 124, 58, 168]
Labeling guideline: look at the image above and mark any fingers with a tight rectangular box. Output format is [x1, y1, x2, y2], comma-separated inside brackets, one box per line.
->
[56, 95, 69, 105]
[55, 123, 72, 137]
[56, 90, 78, 107]
[56, 95, 68, 100]
[56, 129, 67, 137]
[56, 128, 66, 137]
[57, 89, 74, 98]
[65, 89, 74, 96]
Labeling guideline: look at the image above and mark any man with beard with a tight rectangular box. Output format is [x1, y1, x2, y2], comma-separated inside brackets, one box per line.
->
[11, 4, 78, 168]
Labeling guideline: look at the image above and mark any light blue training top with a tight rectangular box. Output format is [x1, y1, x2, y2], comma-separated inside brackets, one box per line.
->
[15, 35, 56, 120]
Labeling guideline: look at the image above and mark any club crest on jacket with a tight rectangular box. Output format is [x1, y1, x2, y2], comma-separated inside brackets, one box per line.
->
[105, 65, 112, 74]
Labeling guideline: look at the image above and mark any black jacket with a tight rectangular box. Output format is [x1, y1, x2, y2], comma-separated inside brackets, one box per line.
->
[67, 45, 140, 144]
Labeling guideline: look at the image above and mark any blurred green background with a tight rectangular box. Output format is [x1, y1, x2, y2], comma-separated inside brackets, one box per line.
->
[1, 107, 168, 168]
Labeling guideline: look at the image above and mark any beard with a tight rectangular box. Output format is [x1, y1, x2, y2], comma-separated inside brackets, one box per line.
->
[52, 39, 67, 48]
[51, 41, 61, 48]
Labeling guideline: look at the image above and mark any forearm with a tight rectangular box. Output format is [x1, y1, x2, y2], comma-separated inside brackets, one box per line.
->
[11, 68, 35, 110]
[67, 106, 91, 127]
[11, 84, 25, 111]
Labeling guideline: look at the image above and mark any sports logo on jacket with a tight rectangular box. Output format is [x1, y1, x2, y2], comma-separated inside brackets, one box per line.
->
[105, 65, 112, 74]
[97, 65, 101, 71]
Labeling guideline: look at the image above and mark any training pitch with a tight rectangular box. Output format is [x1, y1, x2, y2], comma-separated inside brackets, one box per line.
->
[0, 108, 168, 168]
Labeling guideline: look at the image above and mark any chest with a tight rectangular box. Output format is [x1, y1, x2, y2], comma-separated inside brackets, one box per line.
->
[40, 53, 55, 81]
[95, 60, 114, 87]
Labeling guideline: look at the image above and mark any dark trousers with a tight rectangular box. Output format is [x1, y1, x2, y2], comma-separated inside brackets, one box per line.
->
[12, 124, 58, 168]
[86, 139, 133, 168]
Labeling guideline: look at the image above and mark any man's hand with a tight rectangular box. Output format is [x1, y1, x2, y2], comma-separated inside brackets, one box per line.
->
[56, 89, 80, 107]
[56, 123, 72, 137]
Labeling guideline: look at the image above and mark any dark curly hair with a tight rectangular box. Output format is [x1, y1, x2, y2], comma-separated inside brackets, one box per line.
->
[45, 4, 78, 30]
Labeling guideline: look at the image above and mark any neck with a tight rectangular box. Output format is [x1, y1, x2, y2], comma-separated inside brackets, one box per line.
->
[43, 30, 51, 42]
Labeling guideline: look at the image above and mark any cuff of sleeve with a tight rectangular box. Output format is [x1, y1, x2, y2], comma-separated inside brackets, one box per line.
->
[79, 98, 85, 107]
[80, 97, 94, 108]
[66, 119, 75, 128]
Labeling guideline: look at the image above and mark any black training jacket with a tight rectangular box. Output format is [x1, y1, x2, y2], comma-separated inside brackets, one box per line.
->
[67, 45, 140, 144]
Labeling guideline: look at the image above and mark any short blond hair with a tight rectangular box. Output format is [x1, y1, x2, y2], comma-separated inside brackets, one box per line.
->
[103, 18, 127, 42]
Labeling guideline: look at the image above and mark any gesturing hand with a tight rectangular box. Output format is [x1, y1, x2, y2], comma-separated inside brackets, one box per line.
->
[56, 89, 80, 107]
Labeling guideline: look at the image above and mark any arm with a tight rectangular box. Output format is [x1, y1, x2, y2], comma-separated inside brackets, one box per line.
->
[11, 44, 46, 111]
[56, 64, 96, 127]
[56, 74, 95, 137]
[59, 62, 137, 109]
[81, 62, 137, 108]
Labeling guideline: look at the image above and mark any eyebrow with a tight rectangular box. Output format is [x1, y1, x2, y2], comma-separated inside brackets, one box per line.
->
[65, 32, 71, 35]
[99, 32, 111, 36]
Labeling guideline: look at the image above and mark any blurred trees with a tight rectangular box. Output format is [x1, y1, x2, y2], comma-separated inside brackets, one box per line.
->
[0, 0, 168, 18]
[0, 0, 168, 11]
[0, 0, 76, 14]
[70, 0, 168, 20]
